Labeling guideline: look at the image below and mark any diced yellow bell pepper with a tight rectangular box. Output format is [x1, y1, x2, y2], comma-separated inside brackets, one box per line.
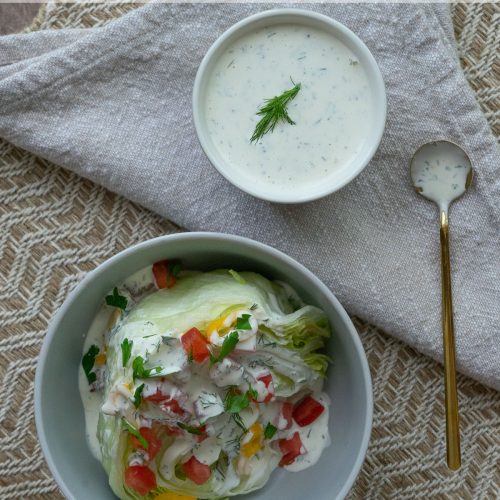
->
[95, 353, 107, 365]
[240, 423, 264, 459]
[206, 316, 226, 336]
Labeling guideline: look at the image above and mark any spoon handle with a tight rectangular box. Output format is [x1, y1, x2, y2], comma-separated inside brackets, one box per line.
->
[440, 211, 461, 470]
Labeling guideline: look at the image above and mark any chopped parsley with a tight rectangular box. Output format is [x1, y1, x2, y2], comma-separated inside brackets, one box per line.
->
[105, 287, 127, 310]
[82, 344, 99, 385]
[122, 418, 148, 449]
[246, 387, 258, 400]
[224, 391, 250, 414]
[224, 387, 259, 431]
[170, 261, 182, 278]
[121, 338, 133, 367]
[210, 331, 239, 365]
[177, 422, 204, 435]
[264, 422, 277, 439]
[132, 356, 162, 380]
[133, 383, 144, 408]
[174, 462, 187, 480]
[235, 314, 252, 331]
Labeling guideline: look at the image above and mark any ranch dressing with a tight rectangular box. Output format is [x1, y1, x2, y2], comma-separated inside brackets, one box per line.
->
[78, 307, 111, 460]
[411, 141, 472, 212]
[205, 24, 373, 190]
[79, 265, 155, 459]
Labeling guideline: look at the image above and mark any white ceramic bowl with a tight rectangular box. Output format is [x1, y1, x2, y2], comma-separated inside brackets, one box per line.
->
[35, 233, 372, 499]
[193, 9, 386, 203]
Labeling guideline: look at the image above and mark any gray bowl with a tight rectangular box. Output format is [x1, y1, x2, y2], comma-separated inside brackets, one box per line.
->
[35, 232, 372, 500]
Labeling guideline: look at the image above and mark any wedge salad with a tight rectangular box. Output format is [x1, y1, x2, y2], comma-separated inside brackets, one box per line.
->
[79, 261, 332, 499]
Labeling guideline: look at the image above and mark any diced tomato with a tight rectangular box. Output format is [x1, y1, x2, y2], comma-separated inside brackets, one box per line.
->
[180, 328, 210, 363]
[124, 465, 157, 495]
[292, 396, 325, 427]
[144, 390, 185, 415]
[130, 427, 162, 460]
[278, 432, 304, 467]
[152, 260, 176, 289]
[257, 373, 274, 402]
[144, 389, 168, 403]
[281, 402, 294, 430]
[181, 456, 212, 485]
[160, 398, 185, 415]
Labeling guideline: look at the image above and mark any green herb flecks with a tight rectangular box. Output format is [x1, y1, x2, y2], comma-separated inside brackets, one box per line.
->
[105, 287, 128, 310]
[177, 422, 204, 435]
[264, 422, 277, 439]
[250, 80, 301, 143]
[210, 331, 239, 365]
[121, 338, 133, 367]
[133, 383, 144, 408]
[82, 344, 99, 385]
[236, 314, 252, 331]
[132, 356, 162, 380]
[122, 418, 148, 449]
[224, 387, 257, 432]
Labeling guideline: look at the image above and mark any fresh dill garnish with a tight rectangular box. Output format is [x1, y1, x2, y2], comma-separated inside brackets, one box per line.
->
[198, 392, 219, 409]
[105, 287, 128, 310]
[215, 452, 229, 479]
[257, 333, 277, 348]
[248, 356, 275, 370]
[133, 383, 144, 408]
[250, 80, 301, 143]
[250, 303, 258, 311]
[224, 387, 258, 432]
[82, 345, 99, 385]
[121, 338, 133, 367]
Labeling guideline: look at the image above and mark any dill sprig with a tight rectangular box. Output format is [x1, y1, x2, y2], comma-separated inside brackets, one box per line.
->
[250, 80, 301, 143]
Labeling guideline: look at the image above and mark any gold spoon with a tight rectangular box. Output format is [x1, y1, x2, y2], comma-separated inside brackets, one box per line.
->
[410, 140, 473, 471]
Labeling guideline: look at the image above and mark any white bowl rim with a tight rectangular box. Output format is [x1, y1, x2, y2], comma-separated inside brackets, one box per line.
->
[192, 8, 387, 203]
[35, 231, 373, 500]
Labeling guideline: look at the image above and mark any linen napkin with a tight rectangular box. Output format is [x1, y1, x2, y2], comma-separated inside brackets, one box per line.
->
[0, 4, 499, 390]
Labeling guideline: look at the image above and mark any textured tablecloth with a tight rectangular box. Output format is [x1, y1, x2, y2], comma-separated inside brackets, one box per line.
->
[0, 3, 499, 390]
[0, 2, 498, 499]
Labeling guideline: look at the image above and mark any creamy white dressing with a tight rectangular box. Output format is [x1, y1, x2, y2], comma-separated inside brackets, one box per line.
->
[282, 393, 331, 472]
[411, 141, 472, 212]
[78, 306, 113, 460]
[79, 268, 332, 498]
[205, 24, 373, 191]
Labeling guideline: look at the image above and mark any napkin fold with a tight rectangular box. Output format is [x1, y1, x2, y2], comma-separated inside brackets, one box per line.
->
[1, 4, 499, 390]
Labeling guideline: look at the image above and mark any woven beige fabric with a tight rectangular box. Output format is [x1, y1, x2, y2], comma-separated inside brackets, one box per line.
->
[0, 3, 498, 499]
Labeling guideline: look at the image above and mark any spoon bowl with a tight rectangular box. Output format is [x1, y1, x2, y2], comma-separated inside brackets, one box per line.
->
[410, 140, 473, 211]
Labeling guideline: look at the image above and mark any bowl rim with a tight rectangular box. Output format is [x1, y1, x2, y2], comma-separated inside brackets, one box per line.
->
[192, 8, 387, 203]
[35, 231, 373, 500]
